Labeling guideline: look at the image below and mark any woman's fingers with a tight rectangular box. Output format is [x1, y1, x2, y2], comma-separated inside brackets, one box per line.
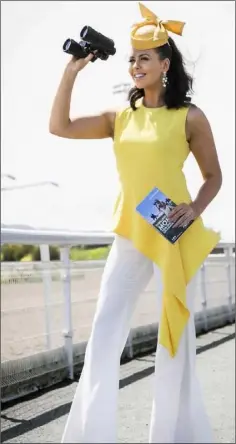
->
[168, 203, 195, 227]
[168, 204, 188, 223]
[172, 214, 192, 227]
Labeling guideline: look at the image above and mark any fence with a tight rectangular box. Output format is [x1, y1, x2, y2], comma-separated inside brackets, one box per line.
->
[1, 227, 235, 401]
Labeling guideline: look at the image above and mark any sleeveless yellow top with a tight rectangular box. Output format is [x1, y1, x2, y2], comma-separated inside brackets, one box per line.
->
[112, 101, 220, 357]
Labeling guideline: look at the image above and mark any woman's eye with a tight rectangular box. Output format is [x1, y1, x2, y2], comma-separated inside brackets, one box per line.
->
[128, 57, 149, 63]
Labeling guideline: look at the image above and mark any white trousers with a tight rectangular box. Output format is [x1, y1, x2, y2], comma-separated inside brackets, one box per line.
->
[62, 236, 213, 443]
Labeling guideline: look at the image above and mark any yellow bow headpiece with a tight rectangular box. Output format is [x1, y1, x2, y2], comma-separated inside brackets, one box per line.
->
[131, 2, 185, 50]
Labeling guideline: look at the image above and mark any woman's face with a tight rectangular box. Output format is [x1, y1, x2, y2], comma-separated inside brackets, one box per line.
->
[128, 48, 169, 90]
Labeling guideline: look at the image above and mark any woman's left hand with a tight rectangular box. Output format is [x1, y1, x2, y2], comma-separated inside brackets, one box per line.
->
[168, 202, 200, 228]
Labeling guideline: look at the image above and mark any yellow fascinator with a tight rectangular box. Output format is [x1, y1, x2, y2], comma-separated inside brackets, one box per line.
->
[131, 2, 185, 50]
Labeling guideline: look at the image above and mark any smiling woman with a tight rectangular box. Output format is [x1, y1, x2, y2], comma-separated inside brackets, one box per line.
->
[128, 36, 193, 110]
[49, 2, 223, 443]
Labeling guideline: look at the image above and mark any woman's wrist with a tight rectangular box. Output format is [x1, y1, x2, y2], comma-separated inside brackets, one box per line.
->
[190, 200, 203, 217]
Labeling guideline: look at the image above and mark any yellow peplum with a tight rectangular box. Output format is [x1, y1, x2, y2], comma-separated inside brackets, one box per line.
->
[112, 102, 220, 357]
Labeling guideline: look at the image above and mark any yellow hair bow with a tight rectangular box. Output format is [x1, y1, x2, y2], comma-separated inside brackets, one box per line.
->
[131, 2, 185, 50]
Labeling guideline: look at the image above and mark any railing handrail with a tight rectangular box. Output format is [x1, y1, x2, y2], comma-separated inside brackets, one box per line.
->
[1, 228, 115, 246]
[1, 225, 235, 388]
[1, 227, 235, 249]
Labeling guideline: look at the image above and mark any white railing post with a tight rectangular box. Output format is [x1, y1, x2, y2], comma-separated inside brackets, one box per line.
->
[200, 263, 208, 331]
[225, 246, 234, 323]
[40, 244, 52, 350]
[60, 247, 74, 380]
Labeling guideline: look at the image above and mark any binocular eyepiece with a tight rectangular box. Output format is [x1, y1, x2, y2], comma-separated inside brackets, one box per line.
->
[63, 26, 116, 62]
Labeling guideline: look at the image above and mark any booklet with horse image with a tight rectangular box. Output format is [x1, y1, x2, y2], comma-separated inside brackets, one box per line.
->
[136, 187, 193, 244]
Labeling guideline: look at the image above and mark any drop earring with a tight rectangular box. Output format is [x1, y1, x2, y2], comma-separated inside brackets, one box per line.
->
[162, 72, 168, 88]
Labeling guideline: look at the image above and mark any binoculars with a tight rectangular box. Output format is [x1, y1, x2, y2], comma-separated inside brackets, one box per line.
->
[63, 26, 116, 62]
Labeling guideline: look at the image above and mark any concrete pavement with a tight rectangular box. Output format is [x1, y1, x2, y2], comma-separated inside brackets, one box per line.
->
[1, 325, 235, 443]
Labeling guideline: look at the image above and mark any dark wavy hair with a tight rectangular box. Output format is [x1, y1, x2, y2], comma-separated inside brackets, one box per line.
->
[128, 36, 193, 111]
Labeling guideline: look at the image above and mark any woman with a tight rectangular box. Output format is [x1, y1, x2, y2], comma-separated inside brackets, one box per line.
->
[49, 3, 222, 442]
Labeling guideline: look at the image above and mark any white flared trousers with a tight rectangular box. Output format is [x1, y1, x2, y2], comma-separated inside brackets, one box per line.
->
[62, 235, 213, 443]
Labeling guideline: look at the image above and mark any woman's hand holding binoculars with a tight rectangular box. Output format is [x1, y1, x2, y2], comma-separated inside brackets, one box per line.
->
[66, 52, 96, 75]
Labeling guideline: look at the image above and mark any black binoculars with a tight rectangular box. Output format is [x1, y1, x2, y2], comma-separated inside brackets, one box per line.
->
[63, 26, 116, 62]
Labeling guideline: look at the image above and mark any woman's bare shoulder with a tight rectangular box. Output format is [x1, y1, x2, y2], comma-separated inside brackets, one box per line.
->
[185, 104, 210, 142]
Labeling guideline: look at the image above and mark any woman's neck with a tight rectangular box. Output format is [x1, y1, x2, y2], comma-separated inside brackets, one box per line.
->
[143, 86, 165, 108]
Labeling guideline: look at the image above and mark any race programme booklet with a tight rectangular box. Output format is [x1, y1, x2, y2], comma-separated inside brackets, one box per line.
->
[136, 187, 193, 244]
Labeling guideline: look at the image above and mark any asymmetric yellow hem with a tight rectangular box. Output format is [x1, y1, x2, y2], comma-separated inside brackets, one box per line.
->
[112, 102, 220, 357]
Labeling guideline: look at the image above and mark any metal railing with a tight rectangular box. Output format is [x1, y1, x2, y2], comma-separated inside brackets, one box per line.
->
[1, 227, 235, 382]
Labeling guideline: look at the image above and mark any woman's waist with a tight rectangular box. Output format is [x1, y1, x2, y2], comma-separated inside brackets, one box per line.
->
[118, 175, 192, 205]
